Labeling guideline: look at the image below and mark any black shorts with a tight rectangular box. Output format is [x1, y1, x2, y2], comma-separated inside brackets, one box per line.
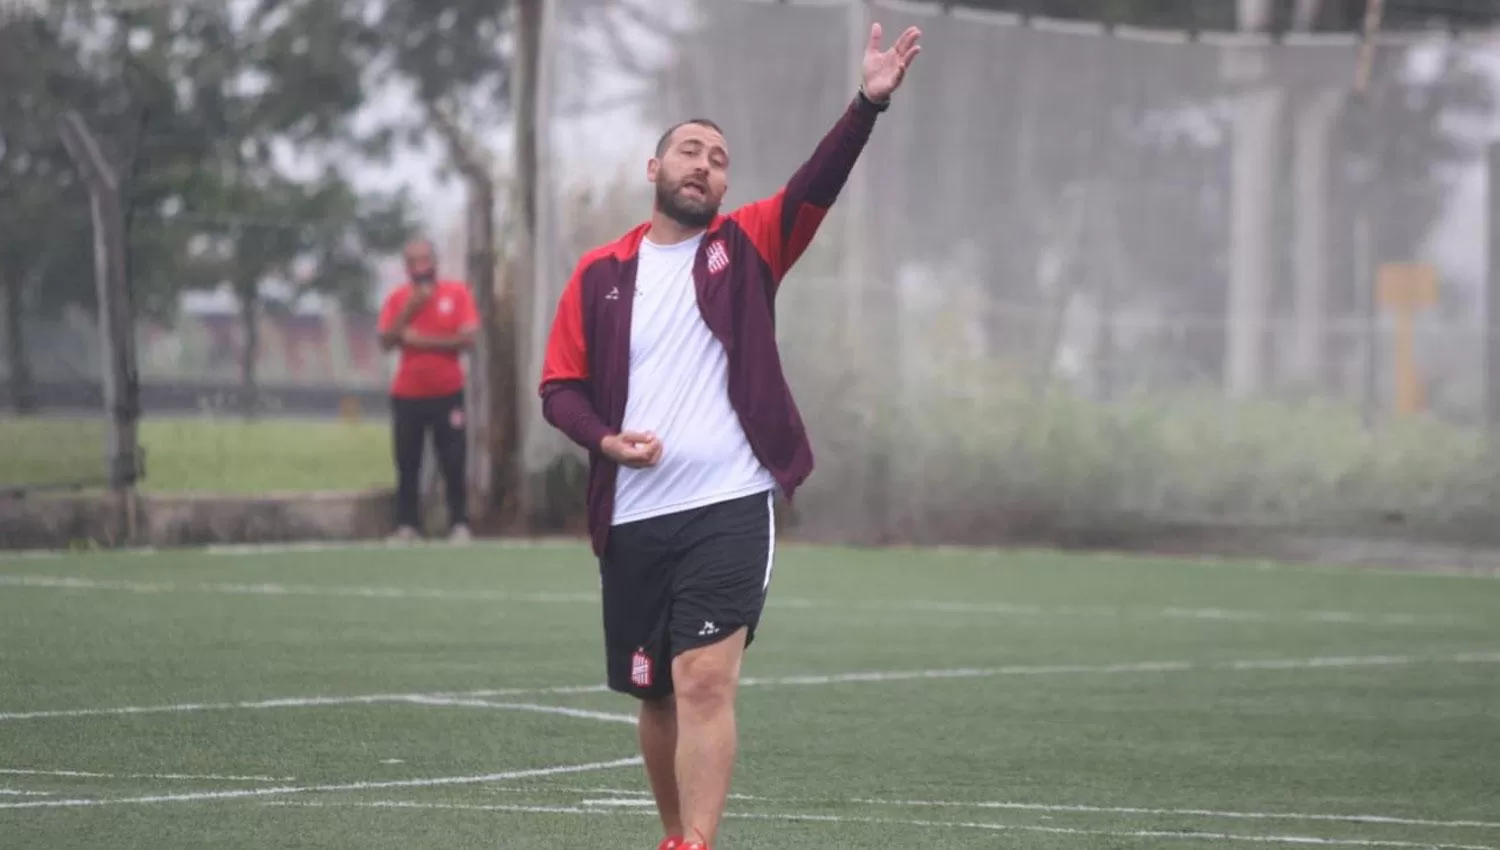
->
[600, 490, 777, 700]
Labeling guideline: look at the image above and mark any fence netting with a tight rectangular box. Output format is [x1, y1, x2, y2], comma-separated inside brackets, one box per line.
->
[0, 2, 109, 492]
[528, 0, 1500, 546]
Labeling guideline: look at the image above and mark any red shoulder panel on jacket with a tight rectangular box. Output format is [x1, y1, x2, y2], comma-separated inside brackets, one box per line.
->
[728, 193, 789, 282]
[538, 223, 649, 393]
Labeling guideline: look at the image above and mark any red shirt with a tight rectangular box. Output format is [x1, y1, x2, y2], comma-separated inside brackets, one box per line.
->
[378, 279, 479, 399]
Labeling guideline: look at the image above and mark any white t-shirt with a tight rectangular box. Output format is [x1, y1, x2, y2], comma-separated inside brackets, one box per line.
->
[612, 233, 777, 525]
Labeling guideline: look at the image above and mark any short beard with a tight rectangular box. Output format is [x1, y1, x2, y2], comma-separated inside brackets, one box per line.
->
[655, 181, 717, 229]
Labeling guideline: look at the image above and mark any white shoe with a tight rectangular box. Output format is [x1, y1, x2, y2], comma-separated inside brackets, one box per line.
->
[387, 525, 420, 545]
[448, 524, 472, 544]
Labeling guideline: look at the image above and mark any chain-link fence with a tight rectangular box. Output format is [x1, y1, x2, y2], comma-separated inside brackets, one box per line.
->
[527, 0, 1500, 547]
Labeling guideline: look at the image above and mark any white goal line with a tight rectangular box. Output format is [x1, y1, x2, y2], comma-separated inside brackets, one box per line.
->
[0, 573, 1471, 627]
[1, 650, 1496, 723]
[0, 757, 644, 810]
[544, 785, 1500, 831]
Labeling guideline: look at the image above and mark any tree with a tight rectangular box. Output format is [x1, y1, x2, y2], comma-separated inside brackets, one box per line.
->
[0, 14, 94, 412]
[1, 0, 413, 420]
[0, 5, 189, 412]
[107, 0, 414, 415]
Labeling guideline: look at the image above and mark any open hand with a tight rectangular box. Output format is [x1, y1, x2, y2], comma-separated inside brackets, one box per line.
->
[601, 430, 662, 469]
[861, 22, 921, 103]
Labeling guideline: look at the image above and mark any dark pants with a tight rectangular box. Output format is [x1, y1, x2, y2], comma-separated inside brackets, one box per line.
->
[391, 392, 468, 530]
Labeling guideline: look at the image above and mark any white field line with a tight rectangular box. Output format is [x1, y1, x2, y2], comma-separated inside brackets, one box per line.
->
[0, 691, 450, 722]
[0, 575, 596, 604]
[259, 799, 1498, 850]
[0, 573, 1469, 627]
[547, 786, 1500, 831]
[0, 757, 643, 810]
[200, 539, 584, 557]
[0, 538, 584, 562]
[396, 696, 637, 725]
[3, 651, 1498, 723]
[0, 768, 293, 783]
[3, 536, 1497, 582]
[0, 790, 53, 797]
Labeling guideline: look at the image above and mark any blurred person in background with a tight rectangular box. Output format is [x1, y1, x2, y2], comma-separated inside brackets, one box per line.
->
[377, 237, 479, 544]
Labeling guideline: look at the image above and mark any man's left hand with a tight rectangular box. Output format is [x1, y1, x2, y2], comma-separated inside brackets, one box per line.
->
[861, 22, 922, 103]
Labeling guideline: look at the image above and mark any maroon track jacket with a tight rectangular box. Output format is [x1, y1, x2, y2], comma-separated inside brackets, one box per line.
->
[539, 91, 885, 557]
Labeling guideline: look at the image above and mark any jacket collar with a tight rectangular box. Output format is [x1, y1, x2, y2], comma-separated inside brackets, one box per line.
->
[622, 215, 726, 258]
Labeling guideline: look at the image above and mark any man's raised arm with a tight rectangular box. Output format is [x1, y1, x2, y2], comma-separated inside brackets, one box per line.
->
[731, 22, 922, 286]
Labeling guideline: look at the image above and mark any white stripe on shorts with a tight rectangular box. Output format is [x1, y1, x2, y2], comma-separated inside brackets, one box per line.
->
[763, 490, 776, 590]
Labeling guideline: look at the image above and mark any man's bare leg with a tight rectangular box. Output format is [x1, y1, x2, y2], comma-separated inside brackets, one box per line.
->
[638, 695, 683, 840]
[672, 627, 747, 848]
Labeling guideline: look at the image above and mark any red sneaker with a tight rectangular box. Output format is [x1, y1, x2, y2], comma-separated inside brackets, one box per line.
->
[656, 838, 684, 850]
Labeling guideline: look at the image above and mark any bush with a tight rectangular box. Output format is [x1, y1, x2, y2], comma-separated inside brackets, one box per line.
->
[768, 280, 1498, 545]
[860, 370, 1500, 546]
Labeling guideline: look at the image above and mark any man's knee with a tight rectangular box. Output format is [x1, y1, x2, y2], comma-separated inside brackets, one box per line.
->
[671, 628, 746, 713]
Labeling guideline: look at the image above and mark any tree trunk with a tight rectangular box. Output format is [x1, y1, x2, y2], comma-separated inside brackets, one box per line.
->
[237, 281, 260, 419]
[1, 273, 37, 415]
[502, 0, 543, 531]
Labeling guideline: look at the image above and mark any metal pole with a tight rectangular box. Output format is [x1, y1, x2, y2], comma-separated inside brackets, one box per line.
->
[1351, 0, 1386, 426]
[1486, 142, 1500, 428]
[1356, 213, 1378, 423]
[58, 111, 141, 542]
[1225, 0, 1278, 398]
[1353, 0, 1386, 95]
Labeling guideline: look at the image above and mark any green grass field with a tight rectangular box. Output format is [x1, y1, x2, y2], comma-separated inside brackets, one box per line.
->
[1, 542, 1497, 849]
[0, 416, 391, 492]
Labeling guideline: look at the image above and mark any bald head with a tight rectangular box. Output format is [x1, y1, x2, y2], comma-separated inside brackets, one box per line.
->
[656, 118, 725, 158]
[403, 238, 437, 285]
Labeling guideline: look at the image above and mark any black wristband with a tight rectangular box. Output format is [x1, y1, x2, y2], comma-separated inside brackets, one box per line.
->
[857, 86, 890, 112]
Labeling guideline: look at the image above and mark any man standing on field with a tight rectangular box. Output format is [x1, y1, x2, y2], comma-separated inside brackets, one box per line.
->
[538, 23, 921, 850]
[378, 237, 479, 543]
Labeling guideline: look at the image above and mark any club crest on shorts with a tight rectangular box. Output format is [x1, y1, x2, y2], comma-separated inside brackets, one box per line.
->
[630, 648, 654, 689]
[706, 239, 729, 275]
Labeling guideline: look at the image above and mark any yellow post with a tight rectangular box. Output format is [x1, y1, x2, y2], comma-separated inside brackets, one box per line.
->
[1376, 262, 1437, 415]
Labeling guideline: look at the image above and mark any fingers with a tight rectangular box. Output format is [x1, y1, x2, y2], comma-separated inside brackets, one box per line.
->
[895, 25, 921, 63]
[636, 433, 662, 467]
[643, 439, 664, 465]
[613, 430, 662, 468]
[870, 23, 920, 55]
[901, 43, 921, 72]
[894, 25, 920, 54]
